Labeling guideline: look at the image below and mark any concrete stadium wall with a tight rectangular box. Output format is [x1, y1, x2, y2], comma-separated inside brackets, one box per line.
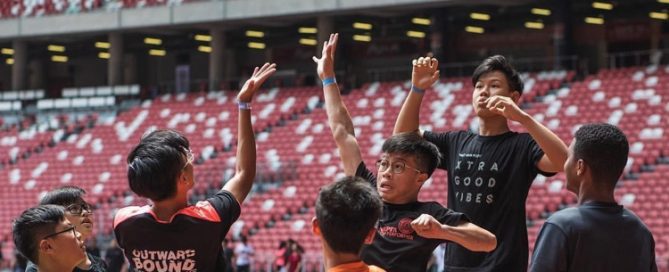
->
[0, 0, 449, 40]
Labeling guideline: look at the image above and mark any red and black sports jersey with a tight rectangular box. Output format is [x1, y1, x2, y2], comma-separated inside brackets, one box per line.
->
[113, 190, 241, 272]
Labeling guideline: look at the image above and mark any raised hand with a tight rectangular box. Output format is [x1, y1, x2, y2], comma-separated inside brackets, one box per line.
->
[237, 62, 277, 103]
[485, 95, 529, 123]
[410, 214, 445, 240]
[312, 33, 338, 80]
[411, 56, 440, 90]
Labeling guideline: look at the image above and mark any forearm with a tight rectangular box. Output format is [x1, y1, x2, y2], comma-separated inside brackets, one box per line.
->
[439, 222, 497, 252]
[393, 90, 423, 134]
[520, 115, 568, 171]
[323, 82, 355, 137]
[233, 108, 256, 196]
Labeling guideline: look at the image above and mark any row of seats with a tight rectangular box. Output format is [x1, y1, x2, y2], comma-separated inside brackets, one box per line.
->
[1, 66, 668, 270]
[0, 0, 197, 19]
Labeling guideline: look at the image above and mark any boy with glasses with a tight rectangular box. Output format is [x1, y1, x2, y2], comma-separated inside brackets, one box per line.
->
[114, 63, 276, 272]
[314, 33, 497, 272]
[26, 186, 106, 272]
[13, 205, 87, 272]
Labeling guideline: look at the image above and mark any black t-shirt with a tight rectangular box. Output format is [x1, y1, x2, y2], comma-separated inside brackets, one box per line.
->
[530, 201, 657, 272]
[114, 190, 241, 272]
[356, 162, 468, 272]
[105, 246, 125, 272]
[25, 252, 107, 272]
[424, 130, 554, 272]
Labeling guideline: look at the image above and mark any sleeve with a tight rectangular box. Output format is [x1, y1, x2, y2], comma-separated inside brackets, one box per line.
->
[207, 190, 242, 230]
[423, 131, 455, 170]
[355, 161, 377, 187]
[523, 134, 556, 178]
[529, 222, 569, 272]
[431, 203, 469, 226]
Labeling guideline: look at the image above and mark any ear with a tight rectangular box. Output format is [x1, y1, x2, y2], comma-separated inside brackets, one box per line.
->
[39, 239, 52, 254]
[311, 217, 321, 236]
[576, 159, 586, 176]
[363, 228, 376, 244]
[415, 173, 429, 184]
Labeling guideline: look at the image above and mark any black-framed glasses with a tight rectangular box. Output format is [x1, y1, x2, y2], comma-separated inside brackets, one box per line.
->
[182, 148, 195, 170]
[42, 226, 76, 240]
[375, 159, 423, 174]
[65, 203, 93, 216]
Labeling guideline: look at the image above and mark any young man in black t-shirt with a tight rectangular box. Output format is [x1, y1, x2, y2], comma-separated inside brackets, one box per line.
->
[394, 56, 569, 271]
[314, 33, 497, 272]
[530, 124, 657, 272]
[114, 63, 276, 272]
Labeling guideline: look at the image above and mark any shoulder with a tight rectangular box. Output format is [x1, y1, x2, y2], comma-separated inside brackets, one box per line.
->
[113, 205, 151, 228]
[544, 207, 583, 231]
[622, 208, 654, 234]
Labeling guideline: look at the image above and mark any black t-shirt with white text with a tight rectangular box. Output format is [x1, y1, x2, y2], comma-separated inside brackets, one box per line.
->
[356, 162, 468, 272]
[113, 190, 241, 272]
[424, 130, 554, 272]
[530, 202, 657, 272]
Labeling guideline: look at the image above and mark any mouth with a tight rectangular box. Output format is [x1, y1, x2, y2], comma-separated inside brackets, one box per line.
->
[378, 182, 392, 193]
[81, 218, 93, 225]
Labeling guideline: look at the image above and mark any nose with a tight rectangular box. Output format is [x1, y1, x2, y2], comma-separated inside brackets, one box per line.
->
[379, 165, 393, 178]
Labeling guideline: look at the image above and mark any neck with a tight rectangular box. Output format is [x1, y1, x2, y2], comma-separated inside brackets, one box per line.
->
[38, 259, 77, 272]
[76, 254, 92, 270]
[322, 243, 362, 270]
[477, 116, 510, 136]
[152, 194, 189, 221]
[577, 181, 616, 205]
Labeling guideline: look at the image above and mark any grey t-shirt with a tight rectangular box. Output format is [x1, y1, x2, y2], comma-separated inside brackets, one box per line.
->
[530, 201, 657, 272]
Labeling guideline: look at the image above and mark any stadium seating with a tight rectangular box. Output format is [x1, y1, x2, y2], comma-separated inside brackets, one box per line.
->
[1, 66, 668, 271]
[0, 0, 200, 19]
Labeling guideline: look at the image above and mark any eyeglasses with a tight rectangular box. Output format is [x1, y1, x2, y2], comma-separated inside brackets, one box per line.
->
[182, 148, 195, 171]
[375, 159, 423, 174]
[65, 203, 93, 216]
[42, 226, 76, 240]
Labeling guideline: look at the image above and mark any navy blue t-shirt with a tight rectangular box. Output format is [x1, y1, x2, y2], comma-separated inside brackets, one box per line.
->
[424, 130, 554, 272]
[530, 201, 657, 272]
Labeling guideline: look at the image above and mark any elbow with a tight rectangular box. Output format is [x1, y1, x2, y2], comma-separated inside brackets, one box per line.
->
[331, 125, 350, 144]
[483, 234, 497, 252]
[471, 232, 497, 253]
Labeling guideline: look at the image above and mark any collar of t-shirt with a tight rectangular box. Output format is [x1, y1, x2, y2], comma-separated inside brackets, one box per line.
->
[474, 131, 515, 142]
[327, 261, 386, 272]
[382, 201, 422, 210]
[580, 201, 622, 210]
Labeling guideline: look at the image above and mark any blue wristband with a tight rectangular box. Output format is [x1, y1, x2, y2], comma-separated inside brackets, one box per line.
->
[322, 77, 337, 86]
[411, 85, 425, 94]
[237, 101, 252, 110]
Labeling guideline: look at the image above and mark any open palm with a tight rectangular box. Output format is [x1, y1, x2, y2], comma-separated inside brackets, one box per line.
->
[238, 62, 277, 103]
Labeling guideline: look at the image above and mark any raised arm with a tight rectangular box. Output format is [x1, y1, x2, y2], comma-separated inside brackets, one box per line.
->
[411, 214, 497, 252]
[223, 63, 277, 203]
[484, 96, 568, 173]
[313, 33, 362, 176]
[393, 57, 440, 135]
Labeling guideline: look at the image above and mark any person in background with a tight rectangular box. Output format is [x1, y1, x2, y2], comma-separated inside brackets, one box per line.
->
[235, 235, 254, 272]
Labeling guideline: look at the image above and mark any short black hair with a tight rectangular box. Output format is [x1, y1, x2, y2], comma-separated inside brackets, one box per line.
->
[573, 123, 629, 187]
[127, 129, 190, 201]
[39, 186, 86, 206]
[382, 132, 441, 178]
[472, 55, 524, 94]
[13, 205, 66, 264]
[316, 176, 382, 255]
